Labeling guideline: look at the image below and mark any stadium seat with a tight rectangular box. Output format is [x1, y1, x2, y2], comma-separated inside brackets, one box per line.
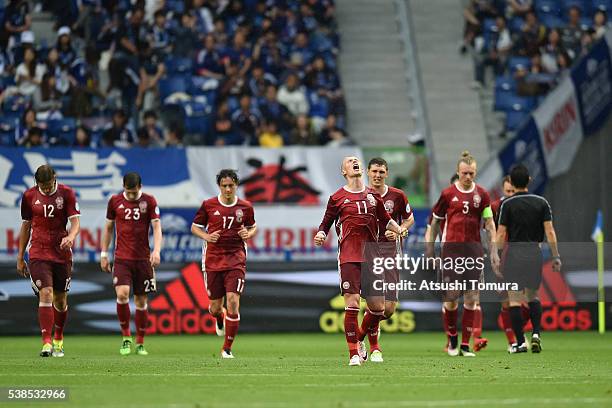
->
[592, 0, 612, 11]
[508, 57, 531, 73]
[184, 114, 212, 140]
[494, 89, 517, 112]
[159, 76, 189, 101]
[505, 110, 530, 131]
[46, 118, 77, 145]
[2, 94, 30, 115]
[495, 75, 517, 92]
[509, 16, 525, 33]
[166, 0, 185, 13]
[0, 117, 18, 146]
[536, 0, 562, 15]
[165, 57, 193, 75]
[562, 0, 590, 12]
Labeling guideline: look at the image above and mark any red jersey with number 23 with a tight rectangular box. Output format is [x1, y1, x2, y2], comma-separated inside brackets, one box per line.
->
[318, 186, 391, 264]
[20, 183, 80, 263]
[106, 192, 160, 261]
[431, 183, 491, 243]
[192, 196, 256, 273]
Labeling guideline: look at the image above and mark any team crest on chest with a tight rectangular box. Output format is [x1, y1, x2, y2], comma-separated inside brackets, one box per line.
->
[235, 208, 244, 223]
[473, 194, 481, 208]
[139, 200, 148, 213]
[384, 200, 394, 213]
[366, 193, 376, 207]
[55, 196, 64, 209]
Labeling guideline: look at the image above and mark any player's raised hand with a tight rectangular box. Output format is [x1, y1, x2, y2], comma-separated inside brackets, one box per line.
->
[314, 231, 326, 247]
[385, 230, 398, 241]
[60, 235, 74, 250]
[150, 250, 161, 268]
[100, 256, 112, 274]
[238, 225, 249, 240]
[207, 230, 221, 243]
[16, 258, 29, 278]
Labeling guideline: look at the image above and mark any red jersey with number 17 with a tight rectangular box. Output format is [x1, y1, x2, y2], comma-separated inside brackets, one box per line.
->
[318, 186, 391, 264]
[192, 196, 256, 273]
[106, 192, 160, 261]
[431, 182, 491, 243]
[20, 183, 80, 263]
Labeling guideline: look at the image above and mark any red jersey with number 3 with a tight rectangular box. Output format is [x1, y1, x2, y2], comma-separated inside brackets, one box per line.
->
[20, 183, 80, 263]
[318, 186, 391, 264]
[378, 186, 412, 242]
[106, 192, 160, 261]
[431, 183, 491, 243]
[192, 196, 256, 273]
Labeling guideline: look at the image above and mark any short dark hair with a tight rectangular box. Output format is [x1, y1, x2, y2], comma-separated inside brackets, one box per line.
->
[502, 175, 512, 185]
[450, 174, 459, 184]
[29, 127, 43, 138]
[123, 172, 142, 189]
[143, 110, 157, 120]
[510, 164, 530, 188]
[35, 165, 55, 183]
[216, 169, 239, 185]
[367, 157, 388, 170]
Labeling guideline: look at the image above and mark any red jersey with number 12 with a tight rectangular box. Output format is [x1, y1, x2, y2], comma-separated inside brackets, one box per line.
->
[106, 192, 160, 261]
[192, 196, 256, 273]
[318, 186, 391, 264]
[431, 183, 491, 243]
[20, 183, 80, 263]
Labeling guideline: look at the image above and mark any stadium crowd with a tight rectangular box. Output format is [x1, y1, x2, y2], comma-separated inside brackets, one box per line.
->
[0, 0, 350, 148]
[462, 0, 611, 132]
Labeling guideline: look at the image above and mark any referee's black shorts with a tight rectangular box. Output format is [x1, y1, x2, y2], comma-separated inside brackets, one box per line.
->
[502, 244, 543, 290]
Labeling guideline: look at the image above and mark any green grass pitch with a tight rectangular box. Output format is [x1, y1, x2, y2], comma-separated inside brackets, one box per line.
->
[1, 332, 611, 407]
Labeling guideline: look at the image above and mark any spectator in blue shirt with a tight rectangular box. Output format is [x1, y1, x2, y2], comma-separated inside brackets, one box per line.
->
[102, 109, 135, 147]
[1, 0, 31, 50]
[195, 34, 224, 79]
[150, 9, 172, 58]
[231, 93, 261, 145]
[56, 27, 77, 67]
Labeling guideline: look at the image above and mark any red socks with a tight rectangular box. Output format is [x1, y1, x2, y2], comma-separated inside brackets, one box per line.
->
[461, 308, 475, 346]
[223, 313, 240, 351]
[443, 306, 458, 336]
[53, 306, 68, 340]
[117, 301, 131, 337]
[360, 309, 384, 351]
[501, 307, 517, 344]
[344, 307, 359, 357]
[38, 304, 54, 344]
[135, 307, 148, 344]
[473, 306, 482, 338]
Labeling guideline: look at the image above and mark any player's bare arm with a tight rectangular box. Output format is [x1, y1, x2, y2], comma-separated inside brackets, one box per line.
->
[425, 217, 440, 259]
[100, 219, 115, 273]
[495, 223, 507, 279]
[60, 216, 80, 250]
[484, 215, 500, 274]
[544, 220, 562, 272]
[191, 224, 221, 243]
[16, 220, 31, 277]
[386, 215, 414, 240]
[150, 219, 162, 268]
[238, 224, 257, 240]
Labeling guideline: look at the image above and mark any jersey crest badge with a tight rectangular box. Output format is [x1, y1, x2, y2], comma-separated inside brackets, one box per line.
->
[236, 209, 244, 223]
[384, 200, 394, 213]
[55, 196, 64, 209]
[473, 194, 481, 208]
[139, 200, 148, 213]
[366, 194, 376, 207]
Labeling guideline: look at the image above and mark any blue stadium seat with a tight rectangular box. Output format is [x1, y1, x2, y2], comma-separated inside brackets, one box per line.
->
[508, 57, 531, 73]
[505, 110, 530, 131]
[165, 57, 193, 75]
[166, 0, 185, 13]
[184, 114, 212, 137]
[2, 94, 30, 114]
[494, 79, 519, 112]
[592, 0, 612, 11]
[563, 0, 590, 12]
[158, 76, 189, 101]
[509, 16, 525, 33]
[0, 117, 18, 146]
[46, 118, 77, 145]
[495, 75, 517, 91]
[536, 0, 562, 15]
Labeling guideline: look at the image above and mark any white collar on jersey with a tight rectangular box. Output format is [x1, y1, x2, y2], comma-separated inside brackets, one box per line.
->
[217, 195, 238, 207]
[123, 191, 143, 201]
[38, 181, 58, 196]
[381, 185, 389, 197]
[343, 185, 366, 194]
[454, 181, 476, 194]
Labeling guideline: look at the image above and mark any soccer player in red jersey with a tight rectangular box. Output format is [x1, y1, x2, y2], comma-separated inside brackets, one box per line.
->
[17, 165, 80, 357]
[314, 156, 406, 366]
[191, 169, 256, 359]
[364, 157, 414, 362]
[426, 151, 499, 357]
[100, 172, 162, 356]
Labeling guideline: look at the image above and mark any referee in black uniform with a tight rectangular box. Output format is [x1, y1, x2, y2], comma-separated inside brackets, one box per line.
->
[496, 164, 562, 353]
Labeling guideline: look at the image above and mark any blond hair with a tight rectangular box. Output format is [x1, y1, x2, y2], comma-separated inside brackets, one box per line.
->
[457, 150, 477, 170]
